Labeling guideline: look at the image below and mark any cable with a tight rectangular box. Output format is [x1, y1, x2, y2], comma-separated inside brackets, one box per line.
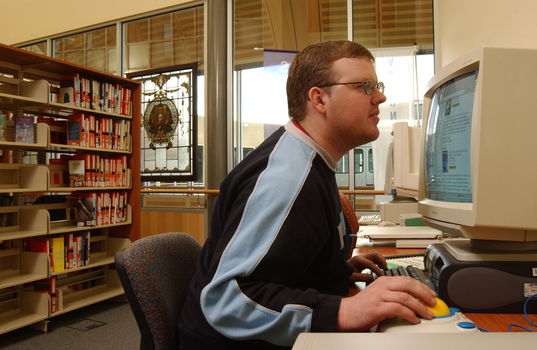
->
[508, 324, 535, 332]
[524, 293, 537, 327]
[505, 293, 537, 332]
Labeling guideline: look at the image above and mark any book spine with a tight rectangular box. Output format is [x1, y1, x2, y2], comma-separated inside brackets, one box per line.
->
[0, 113, 6, 141]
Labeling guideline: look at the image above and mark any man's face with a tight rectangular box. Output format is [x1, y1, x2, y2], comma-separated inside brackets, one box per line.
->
[322, 57, 386, 152]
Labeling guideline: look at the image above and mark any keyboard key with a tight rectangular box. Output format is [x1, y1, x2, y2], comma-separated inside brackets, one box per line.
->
[371, 265, 438, 293]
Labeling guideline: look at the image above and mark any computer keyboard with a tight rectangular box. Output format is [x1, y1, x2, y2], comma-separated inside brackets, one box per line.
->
[372, 265, 437, 293]
[358, 214, 381, 225]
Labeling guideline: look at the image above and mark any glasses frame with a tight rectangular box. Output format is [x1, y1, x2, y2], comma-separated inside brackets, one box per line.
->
[318, 79, 385, 95]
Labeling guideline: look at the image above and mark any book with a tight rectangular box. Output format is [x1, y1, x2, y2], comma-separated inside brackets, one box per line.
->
[72, 154, 91, 187]
[64, 233, 76, 269]
[34, 276, 56, 294]
[27, 239, 50, 253]
[67, 113, 84, 146]
[0, 195, 12, 227]
[51, 236, 65, 273]
[74, 235, 82, 267]
[72, 192, 97, 227]
[51, 294, 57, 313]
[14, 115, 34, 143]
[0, 113, 6, 141]
[75, 231, 90, 266]
[68, 159, 85, 187]
[26, 238, 53, 269]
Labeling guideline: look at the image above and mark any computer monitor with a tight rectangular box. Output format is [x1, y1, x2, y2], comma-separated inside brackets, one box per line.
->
[417, 46, 537, 251]
[381, 121, 421, 223]
[389, 121, 421, 200]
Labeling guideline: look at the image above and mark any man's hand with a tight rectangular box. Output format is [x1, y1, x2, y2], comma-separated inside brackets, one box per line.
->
[347, 250, 388, 284]
[337, 276, 437, 332]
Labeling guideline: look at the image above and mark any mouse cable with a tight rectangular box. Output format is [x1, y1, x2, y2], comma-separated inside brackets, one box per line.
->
[507, 293, 537, 332]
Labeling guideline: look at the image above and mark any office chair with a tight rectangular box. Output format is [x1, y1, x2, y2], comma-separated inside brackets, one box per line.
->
[339, 192, 358, 259]
[115, 232, 201, 350]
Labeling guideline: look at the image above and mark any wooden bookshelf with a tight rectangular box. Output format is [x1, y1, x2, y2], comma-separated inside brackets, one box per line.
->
[0, 43, 141, 335]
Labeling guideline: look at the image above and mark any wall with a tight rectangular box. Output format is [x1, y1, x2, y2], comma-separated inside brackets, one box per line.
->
[141, 210, 205, 245]
[435, 0, 537, 70]
[0, 0, 195, 45]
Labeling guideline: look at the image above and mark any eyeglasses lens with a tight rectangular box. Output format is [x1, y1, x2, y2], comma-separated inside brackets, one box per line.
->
[367, 80, 384, 95]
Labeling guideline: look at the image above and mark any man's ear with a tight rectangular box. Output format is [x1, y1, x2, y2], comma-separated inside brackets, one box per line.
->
[308, 87, 326, 114]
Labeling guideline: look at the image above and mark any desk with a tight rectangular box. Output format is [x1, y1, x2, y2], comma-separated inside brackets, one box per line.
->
[351, 246, 536, 333]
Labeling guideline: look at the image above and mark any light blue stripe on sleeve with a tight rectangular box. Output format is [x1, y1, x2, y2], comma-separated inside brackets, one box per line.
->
[201, 131, 316, 346]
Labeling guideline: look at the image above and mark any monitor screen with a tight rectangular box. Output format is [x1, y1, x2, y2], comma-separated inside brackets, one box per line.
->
[424, 70, 477, 204]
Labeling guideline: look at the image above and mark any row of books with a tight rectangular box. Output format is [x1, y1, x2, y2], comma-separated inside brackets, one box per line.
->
[0, 115, 37, 144]
[58, 73, 132, 116]
[54, 154, 127, 188]
[69, 191, 128, 227]
[67, 113, 130, 151]
[25, 231, 90, 273]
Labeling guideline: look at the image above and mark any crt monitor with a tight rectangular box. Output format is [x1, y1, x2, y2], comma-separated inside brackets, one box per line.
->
[381, 121, 421, 223]
[384, 121, 421, 200]
[417, 46, 537, 251]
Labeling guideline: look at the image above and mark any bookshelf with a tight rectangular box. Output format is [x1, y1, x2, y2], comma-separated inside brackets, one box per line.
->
[0, 43, 141, 334]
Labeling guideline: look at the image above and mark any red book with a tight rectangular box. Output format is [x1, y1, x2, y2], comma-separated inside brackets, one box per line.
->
[36, 117, 52, 126]
[26, 239, 53, 268]
[124, 89, 131, 116]
[64, 233, 75, 269]
[110, 155, 127, 187]
[97, 193, 103, 226]
[74, 235, 83, 267]
[67, 114, 85, 147]
[27, 239, 49, 253]
[34, 276, 56, 294]
[88, 115, 95, 148]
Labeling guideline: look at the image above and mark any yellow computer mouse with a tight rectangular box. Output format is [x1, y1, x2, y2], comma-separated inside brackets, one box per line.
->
[419, 297, 450, 317]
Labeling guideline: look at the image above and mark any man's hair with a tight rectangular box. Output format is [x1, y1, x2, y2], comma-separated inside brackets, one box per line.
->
[286, 40, 374, 121]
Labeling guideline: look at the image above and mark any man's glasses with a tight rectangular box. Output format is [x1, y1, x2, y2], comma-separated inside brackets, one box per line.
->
[318, 79, 385, 95]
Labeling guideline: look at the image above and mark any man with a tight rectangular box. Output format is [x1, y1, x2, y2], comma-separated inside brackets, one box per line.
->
[178, 40, 436, 349]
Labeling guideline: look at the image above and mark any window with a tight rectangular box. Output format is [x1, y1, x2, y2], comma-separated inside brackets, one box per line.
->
[53, 26, 117, 74]
[129, 64, 198, 182]
[124, 6, 203, 72]
[19, 42, 47, 56]
[355, 149, 364, 174]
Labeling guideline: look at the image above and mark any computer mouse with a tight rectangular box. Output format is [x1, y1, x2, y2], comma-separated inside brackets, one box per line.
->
[378, 221, 397, 227]
[419, 297, 450, 317]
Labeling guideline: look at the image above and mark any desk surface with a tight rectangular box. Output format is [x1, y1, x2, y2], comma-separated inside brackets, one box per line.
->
[352, 246, 536, 333]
